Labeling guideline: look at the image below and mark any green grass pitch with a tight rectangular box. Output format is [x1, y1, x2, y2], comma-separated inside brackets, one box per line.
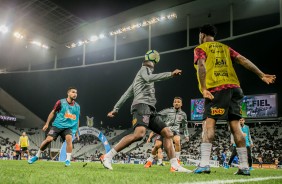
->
[0, 160, 282, 184]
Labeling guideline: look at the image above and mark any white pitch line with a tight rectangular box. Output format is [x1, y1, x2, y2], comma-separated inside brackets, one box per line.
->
[179, 176, 282, 184]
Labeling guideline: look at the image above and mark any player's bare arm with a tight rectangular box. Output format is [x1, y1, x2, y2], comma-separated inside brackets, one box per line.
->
[43, 110, 55, 131]
[147, 131, 155, 143]
[107, 110, 118, 118]
[235, 55, 276, 84]
[197, 59, 214, 100]
[171, 69, 182, 76]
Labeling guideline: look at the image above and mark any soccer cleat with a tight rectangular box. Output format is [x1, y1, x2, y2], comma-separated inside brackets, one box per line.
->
[177, 159, 181, 165]
[224, 165, 230, 169]
[158, 163, 165, 166]
[28, 156, 38, 164]
[170, 166, 193, 173]
[65, 160, 71, 167]
[249, 167, 254, 171]
[100, 154, 113, 170]
[144, 161, 152, 168]
[193, 165, 211, 174]
[234, 168, 250, 176]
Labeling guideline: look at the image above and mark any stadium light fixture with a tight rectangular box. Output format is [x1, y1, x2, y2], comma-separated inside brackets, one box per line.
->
[30, 40, 49, 49]
[65, 13, 177, 48]
[14, 32, 24, 39]
[66, 32, 106, 48]
[109, 13, 177, 36]
[0, 25, 8, 34]
[90, 35, 98, 42]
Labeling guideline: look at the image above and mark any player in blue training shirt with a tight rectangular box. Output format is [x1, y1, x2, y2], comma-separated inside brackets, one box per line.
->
[227, 118, 254, 171]
[28, 87, 80, 166]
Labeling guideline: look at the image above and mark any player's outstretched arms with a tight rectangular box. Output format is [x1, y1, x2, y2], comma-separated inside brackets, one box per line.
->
[171, 69, 182, 77]
[235, 55, 276, 84]
[107, 110, 118, 118]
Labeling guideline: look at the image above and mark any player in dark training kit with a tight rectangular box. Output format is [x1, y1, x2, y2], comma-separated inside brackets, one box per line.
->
[100, 51, 192, 173]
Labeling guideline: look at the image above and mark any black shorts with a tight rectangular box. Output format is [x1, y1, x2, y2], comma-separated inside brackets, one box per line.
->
[21, 147, 28, 152]
[204, 87, 244, 121]
[155, 131, 179, 142]
[131, 104, 167, 134]
[47, 126, 72, 141]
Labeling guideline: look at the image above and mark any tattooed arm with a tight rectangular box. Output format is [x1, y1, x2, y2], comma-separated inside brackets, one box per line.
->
[197, 59, 214, 100]
[234, 55, 276, 84]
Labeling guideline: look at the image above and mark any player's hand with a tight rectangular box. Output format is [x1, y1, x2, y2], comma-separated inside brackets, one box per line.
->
[42, 124, 49, 131]
[261, 74, 276, 84]
[146, 139, 151, 144]
[171, 69, 182, 77]
[107, 111, 117, 118]
[251, 144, 254, 148]
[76, 134, 80, 141]
[202, 89, 214, 100]
[185, 137, 189, 142]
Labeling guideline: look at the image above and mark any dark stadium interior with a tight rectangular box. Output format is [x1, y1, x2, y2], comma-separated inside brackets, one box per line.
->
[1, 1, 282, 182]
[0, 0, 281, 128]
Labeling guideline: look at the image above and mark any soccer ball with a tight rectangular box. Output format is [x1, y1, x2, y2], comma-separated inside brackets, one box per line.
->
[144, 50, 160, 64]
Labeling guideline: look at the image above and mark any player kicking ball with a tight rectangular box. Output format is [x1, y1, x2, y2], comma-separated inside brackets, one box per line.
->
[28, 87, 80, 167]
[100, 50, 192, 173]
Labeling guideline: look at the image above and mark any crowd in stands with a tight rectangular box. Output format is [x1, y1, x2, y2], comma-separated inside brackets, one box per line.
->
[1, 122, 281, 167]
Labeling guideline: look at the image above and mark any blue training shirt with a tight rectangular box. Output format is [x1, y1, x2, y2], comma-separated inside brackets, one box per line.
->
[52, 99, 80, 134]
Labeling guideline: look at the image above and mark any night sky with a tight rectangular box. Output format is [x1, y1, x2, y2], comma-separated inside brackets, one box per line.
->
[49, 0, 154, 21]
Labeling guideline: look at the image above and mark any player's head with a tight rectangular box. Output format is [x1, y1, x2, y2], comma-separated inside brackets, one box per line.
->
[239, 118, 245, 126]
[173, 97, 183, 109]
[199, 24, 217, 44]
[22, 132, 26, 136]
[143, 60, 155, 68]
[67, 87, 78, 100]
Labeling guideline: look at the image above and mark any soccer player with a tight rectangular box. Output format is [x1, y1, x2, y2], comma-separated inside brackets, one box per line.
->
[19, 132, 29, 160]
[146, 132, 165, 166]
[221, 150, 227, 168]
[258, 155, 263, 168]
[14, 142, 21, 160]
[193, 24, 276, 175]
[227, 118, 254, 170]
[28, 87, 80, 166]
[144, 97, 189, 168]
[100, 51, 191, 173]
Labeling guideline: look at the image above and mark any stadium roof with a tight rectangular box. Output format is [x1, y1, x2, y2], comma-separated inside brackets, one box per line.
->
[0, 0, 279, 71]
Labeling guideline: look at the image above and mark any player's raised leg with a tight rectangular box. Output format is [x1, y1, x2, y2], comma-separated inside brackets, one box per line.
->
[28, 136, 53, 164]
[100, 126, 147, 170]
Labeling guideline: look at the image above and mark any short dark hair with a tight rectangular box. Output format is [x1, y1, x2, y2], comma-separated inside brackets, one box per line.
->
[67, 87, 77, 92]
[199, 24, 217, 37]
[174, 97, 182, 101]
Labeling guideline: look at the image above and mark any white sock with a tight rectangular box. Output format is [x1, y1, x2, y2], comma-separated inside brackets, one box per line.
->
[66, 153, 71, 161]
[170, 158, 180, 168]
[175, 152, 181, 159]
[237, 147, 248, 168]
[200, 143, 212, 167]
[147, 154, 155, 162]
[106, 148, 117, 159]
[158, 159, 163, 164]
[36, 150, 41, 158]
